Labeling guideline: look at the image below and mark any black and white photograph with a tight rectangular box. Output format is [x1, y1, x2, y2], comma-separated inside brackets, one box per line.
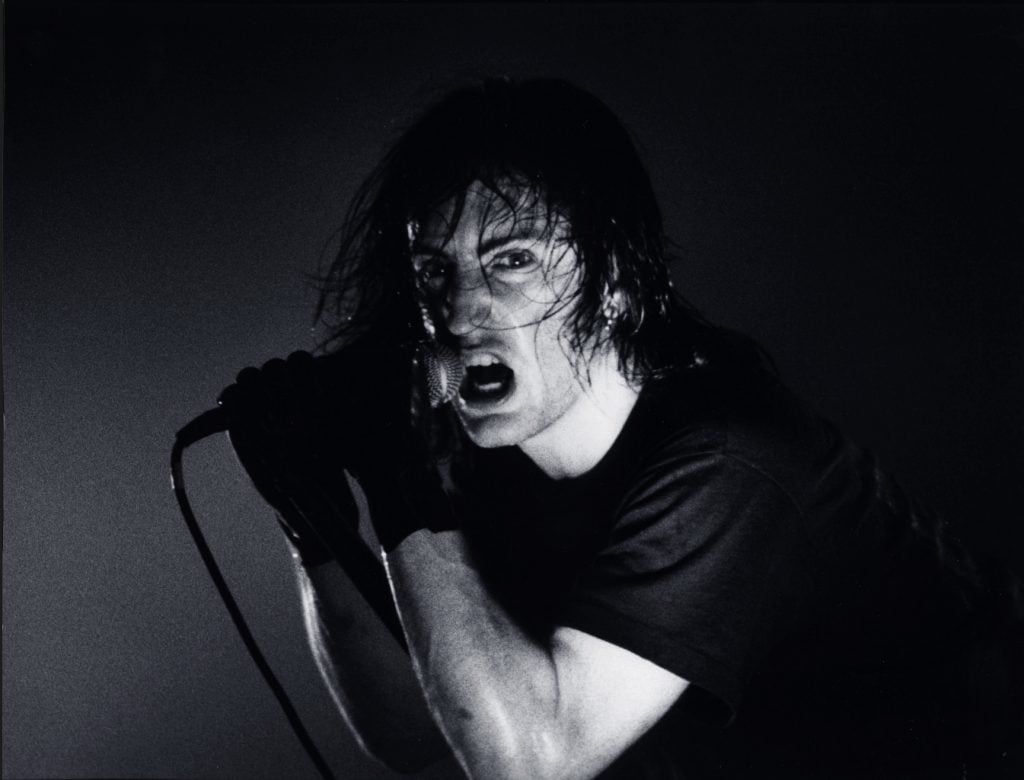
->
[4, 4, 1024, 778]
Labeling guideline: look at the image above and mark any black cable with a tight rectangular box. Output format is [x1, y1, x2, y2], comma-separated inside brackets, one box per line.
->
[171, 434, 336, 780]
[173, 409, 407, 649]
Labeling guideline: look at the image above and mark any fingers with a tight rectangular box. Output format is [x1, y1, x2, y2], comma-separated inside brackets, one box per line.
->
[232, 353, 313, 391]
[218, 344, 414, 479]
[217, 349, 368, 556]
[221, 353, 320, 419]
[219, 366, 267, 422]
[287, 350, 316, 373]
[260, 357, 288, 385]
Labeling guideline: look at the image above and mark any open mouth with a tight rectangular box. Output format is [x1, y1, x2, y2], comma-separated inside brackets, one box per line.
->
[460, 362, 515, 404]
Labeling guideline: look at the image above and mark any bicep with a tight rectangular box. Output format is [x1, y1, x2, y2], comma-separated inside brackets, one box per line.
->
[559, 451, 813, 716]
[548, 626, 688, 779]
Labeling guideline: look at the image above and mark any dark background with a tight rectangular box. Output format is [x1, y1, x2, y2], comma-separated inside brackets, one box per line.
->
[4, 4, 1022, 778]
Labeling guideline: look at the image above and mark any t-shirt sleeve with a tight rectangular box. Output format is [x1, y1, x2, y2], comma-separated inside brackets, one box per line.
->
[556, 444, 815, 717]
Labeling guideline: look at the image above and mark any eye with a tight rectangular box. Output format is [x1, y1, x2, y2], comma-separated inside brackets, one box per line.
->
[491, 249, 536, 271]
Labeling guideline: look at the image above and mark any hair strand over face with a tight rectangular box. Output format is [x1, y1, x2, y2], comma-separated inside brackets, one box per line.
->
[315, 77, 773, 399]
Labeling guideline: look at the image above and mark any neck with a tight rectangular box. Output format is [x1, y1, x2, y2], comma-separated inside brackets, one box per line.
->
[519, 355, 641, 480]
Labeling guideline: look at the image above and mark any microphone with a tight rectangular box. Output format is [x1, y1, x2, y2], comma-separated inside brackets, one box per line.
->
[418, 342, 465, 408]
[175, 343, 465, 448]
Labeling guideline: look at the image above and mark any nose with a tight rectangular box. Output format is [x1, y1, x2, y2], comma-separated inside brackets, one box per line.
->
[443, 266, 493, 338]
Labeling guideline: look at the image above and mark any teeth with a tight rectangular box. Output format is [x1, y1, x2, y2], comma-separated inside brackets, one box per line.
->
[463, 353, 502, 368]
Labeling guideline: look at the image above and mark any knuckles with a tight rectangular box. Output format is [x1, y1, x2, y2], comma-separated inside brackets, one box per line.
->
[218, 345, 413, 472]
[220, 351, 336, 441]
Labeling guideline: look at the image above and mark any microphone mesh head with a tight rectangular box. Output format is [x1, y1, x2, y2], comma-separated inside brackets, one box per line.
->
[420, 343, 465, 407]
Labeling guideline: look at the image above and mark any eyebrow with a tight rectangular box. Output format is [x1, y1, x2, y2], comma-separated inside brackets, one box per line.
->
[413, 226, 550, 260]
[478, 230, 545, 257]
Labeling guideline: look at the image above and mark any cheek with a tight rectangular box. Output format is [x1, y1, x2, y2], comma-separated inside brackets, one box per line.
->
[506, 269, 575, 311]
[496, 285, 553, 325]
[534, 320, 578, 389]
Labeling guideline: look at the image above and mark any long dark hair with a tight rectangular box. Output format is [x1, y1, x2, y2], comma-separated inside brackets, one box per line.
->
[316, 77, 770, 384]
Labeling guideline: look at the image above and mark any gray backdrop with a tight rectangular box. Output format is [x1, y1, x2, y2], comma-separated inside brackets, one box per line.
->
[4, 4, 1022, 778]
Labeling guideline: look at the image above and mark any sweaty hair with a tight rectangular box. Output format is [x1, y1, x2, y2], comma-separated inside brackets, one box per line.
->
[316, 77, 769, 382]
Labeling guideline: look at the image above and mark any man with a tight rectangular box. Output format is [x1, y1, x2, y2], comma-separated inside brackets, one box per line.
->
[222, 78, 1023, 778]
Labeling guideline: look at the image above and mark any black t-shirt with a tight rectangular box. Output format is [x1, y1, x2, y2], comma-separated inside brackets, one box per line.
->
[452, 368, 1023, 778]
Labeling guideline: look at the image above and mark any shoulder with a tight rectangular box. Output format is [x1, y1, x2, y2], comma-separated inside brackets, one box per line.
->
[562, 372, 826, 715]
[607, 366, 886, 569]
[593, 370, 829, 567]
[629, 368, 846, 498]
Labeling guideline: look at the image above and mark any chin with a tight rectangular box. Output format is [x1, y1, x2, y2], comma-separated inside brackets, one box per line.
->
[456, 413, 527, 449]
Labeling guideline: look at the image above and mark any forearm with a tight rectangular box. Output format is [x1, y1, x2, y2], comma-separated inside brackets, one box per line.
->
[298, 560, 450, 773]
[385, 530, 570, 780]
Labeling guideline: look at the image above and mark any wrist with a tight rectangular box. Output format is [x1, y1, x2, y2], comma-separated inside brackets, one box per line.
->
[357, 462, 459, 552]
[275, 512, 336, 568]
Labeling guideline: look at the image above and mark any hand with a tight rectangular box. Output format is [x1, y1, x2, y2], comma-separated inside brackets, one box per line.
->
[221, 342, 459, 556]
[219, 350, 362, 566]
[312, 341, 461, 553]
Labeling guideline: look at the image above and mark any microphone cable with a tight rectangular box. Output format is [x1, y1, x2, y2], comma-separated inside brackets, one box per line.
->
[168, 344, 462, 778]
[171, 409, 336, 780]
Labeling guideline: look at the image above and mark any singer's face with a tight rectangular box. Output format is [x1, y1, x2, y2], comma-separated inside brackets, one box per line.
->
[411, 181, 590, 450]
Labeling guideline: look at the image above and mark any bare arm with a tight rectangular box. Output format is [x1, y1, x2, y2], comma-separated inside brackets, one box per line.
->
[385, 529, 689, 780]
[298, 558, 452, 774]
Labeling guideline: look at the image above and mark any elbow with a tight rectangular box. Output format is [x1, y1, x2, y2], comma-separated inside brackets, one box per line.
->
[463, 756, 568, 780]
[442, 692, 586, 780]
[458, 727, 578, 780]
